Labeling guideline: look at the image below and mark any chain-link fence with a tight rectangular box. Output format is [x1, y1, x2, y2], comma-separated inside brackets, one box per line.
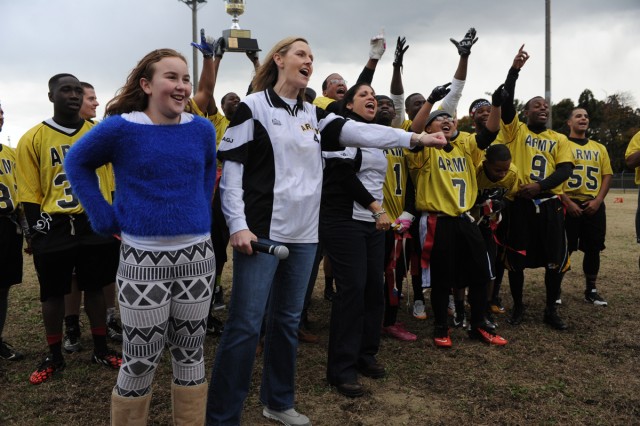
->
[611, 171, 637, 192]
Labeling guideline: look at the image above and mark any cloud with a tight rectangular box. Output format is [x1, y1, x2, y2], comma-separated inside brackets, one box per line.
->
[1, 0, 639, 146]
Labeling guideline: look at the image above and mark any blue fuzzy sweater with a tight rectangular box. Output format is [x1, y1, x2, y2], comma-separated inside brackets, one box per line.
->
[64, 114, 216, 237]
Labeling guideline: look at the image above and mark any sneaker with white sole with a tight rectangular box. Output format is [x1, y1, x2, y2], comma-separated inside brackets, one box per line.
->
[107, 318, 123, 342]
[262, 407, 310, 426]
[0, 339, 24, 361]
[585, 289, 607, 306]
[412, 300, 427, 320]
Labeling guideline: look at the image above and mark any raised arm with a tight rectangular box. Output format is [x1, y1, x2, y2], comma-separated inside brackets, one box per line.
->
[191, 30, 225, 114]
[390, 36, 408, 127]
[502, 45, 530, 124]
[356, 31, 386, 85]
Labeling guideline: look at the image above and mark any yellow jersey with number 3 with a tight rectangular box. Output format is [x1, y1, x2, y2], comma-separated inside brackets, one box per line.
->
[563, 138, 612, 201]
[0, 144, 19, 215]
[16, 119, 112, 214]
[500, 115, 574, 194]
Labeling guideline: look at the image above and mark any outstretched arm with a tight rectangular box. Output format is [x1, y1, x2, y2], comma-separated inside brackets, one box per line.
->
[502, 45, 530, 124]
[191, 31, 225, 113]
[390, 36, 408, 127]
[356, 31, 386, 85]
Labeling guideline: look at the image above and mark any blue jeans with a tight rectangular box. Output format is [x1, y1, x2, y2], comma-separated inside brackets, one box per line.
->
[206, 240, 317, 425]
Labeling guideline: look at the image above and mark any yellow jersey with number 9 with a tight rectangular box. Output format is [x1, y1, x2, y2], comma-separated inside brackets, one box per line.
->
[500, 115, 574, 195]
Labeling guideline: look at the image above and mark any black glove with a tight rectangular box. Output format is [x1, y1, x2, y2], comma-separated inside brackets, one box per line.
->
[491, 84, 509, 107]
[213, 37, 226, 58]
[450, 27, 478, 56]
[393, 36, 409, 69]
[427, 82, 451, 104]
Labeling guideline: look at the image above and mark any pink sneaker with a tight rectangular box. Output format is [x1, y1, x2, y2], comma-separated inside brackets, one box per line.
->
[382, 323, 417, 342]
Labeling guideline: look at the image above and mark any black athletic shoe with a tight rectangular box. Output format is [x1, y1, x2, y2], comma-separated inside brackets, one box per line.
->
[507, 304, 524, 326]
[584, 289, 608, 307]
[212, 285, 226, 311]
[63, 323, 82, 353]
[543, 307, 568, 330]
[107, 318, 123, 342]
[0, 339, 24, 361]
[206, 314, 224, 336]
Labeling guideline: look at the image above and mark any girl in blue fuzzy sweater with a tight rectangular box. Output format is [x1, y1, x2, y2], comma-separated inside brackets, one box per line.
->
[64, 48, 216, 425]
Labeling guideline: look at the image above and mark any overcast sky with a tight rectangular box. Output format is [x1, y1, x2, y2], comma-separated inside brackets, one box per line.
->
[1, 0, 639, 147]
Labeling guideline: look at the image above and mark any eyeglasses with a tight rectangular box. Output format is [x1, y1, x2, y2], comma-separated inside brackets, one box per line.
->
[328, 79, 347, 86]
[433, 116, 453, 123]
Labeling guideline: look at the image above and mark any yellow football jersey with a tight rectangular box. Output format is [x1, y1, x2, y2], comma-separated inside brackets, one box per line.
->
[563, 139, 612, 201]
[406, 133, 479, 216]
[381, 147, 407, 221]
[624, 131, 640, 184]
[0, 144, 19, 215]
[16, 120, 112, 214]
[500, 116, 574, 195]
[476, 161, 519, 202]
[185, 98, 205, 117]
[312, 96, 335, 110]
[208, 110, 230, 148]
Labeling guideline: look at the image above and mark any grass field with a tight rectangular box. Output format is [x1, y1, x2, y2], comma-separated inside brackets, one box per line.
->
[1, 189, 639, 425]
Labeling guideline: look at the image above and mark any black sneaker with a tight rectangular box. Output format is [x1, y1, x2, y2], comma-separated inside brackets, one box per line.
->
[507, 304, 524, 326]
[484, 312, 498, 330]
[452, 311, 467, 329]
[206, 314, 224, 336]
[543, 307, 568, 330]
[0, 339, 24, 361]
[585, 289, 608, 307]
[107, 318, 123, 342]
[63, 323, 82, 353]
[212, 285, 226, 311]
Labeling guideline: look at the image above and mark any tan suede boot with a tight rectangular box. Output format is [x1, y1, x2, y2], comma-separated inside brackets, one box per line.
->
[110, 388, 152, 426]
[171, 381, 208, 426]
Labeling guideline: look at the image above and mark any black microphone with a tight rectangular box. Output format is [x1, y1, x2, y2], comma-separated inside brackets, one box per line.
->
[250, 241, 289, 260]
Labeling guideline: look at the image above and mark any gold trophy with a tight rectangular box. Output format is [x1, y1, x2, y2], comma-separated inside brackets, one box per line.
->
[222, 0, 260, 52]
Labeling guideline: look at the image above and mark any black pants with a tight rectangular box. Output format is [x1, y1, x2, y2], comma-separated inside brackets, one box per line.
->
[321, 218, 385, 385]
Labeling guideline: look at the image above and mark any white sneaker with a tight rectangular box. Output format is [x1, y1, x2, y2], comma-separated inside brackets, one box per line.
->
[263, 407, 311, 426]
[413, 300, 427, 320]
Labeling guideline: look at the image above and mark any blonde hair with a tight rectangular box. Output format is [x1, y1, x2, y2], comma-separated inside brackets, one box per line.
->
[105, 49, 188, 117]
[252, 37, 309, 99]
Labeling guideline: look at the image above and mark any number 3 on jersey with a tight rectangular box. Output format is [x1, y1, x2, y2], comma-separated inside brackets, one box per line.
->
[54, 172, 80, 209]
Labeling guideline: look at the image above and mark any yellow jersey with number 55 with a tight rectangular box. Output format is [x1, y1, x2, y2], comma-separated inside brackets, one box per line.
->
[500, 115, 574, 195]
[563, 138, 612, 201]
[16, 119, 112, 214]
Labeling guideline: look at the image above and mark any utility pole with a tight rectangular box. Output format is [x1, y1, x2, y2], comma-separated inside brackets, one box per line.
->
[179, 0, 207, 89]
[545, 0, 552, 127]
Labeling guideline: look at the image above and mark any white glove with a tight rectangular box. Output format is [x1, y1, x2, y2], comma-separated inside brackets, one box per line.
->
[369, 32, 386, 60]
[392, 211, 415, 233]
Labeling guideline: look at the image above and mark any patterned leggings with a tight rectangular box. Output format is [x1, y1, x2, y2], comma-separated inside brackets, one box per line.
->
[114, 239, 215, 397]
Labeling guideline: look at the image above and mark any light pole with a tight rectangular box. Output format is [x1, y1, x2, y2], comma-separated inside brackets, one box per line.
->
[179, 0, 207, 89]
[545, 0, 552, 127]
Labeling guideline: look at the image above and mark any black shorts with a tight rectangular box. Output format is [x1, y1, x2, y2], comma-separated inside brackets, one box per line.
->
[430, 216, 492, 289]
[29, 213, 116, 255]
[210, 188, 230, 270]
[503, 196, 568, 272]
[479, 223, 497, 272]
[565, 199, 606, 253]
[0, 217, 23, 288]
[33, 241, 120, 302]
